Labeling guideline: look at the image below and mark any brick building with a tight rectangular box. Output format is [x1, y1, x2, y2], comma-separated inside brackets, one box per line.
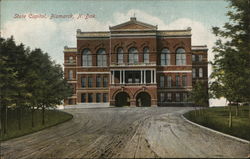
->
[64, 17, 208, 107]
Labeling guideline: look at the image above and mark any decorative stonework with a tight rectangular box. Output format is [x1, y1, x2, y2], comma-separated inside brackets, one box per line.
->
[64, 48, 77, 52]
[157, 30, 191, 37]
[110, 17, 157, 31]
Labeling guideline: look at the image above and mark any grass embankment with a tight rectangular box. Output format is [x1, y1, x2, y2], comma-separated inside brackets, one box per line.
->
[184, 106, 250, 141]
[0, 108, 73, 141]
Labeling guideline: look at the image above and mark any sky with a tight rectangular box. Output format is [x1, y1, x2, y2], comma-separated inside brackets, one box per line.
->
[0, 0, 230, 106]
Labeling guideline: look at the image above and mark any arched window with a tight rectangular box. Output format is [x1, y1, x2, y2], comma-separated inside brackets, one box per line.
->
[128, 47, 138, 64]
[97, 49, 107, 66]
[176, 48, 186, 65]
[143, 47, 149, 64]
[161, 48, 170, 65]
[82, 49, 92, 66]
[117, 48, 123, 64]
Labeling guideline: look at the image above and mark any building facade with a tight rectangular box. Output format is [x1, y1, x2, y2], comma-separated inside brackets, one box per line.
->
[64, 17, 208, 107]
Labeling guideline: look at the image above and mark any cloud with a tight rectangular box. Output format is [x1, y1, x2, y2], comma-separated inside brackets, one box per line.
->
[1, 9, 224, 106]
[1, 14, 110, 64]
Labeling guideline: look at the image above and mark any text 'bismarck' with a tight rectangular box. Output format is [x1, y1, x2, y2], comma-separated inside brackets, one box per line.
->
[13, 13, 96, 20]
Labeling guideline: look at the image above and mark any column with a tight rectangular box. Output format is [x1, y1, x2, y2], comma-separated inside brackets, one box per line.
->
[151, 70, 153, 83]
[154, 69, 157, 84]
[123, 70, 125, 84]
[144, 70, 146, 84]
[110, 71, 112, 84]
[112, 71, 114, 84]
[120, 70, 122, 84]
[141, 70, 143, 84]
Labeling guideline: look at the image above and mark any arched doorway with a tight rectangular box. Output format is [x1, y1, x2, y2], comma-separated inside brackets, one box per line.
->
[136, 92, 151, 107]
[115, 92, 130, 107]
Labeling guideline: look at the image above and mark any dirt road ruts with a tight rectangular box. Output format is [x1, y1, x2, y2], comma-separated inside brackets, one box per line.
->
[1, 107, 249, 158]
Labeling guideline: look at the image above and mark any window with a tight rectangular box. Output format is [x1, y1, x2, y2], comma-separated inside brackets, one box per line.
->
[81, 93, 86, 103]
[143, 47, 149, 64]
[82, 49, 92, 66]
[103, 93, 108, 102]
[161, 48, 170, 65]
[198, 55, 203, 62]
[96, 93, 101, 103]
[88, 77, 93, 87]
[192, 55, 196, 62]
[160, 75, 165, 88]
[117, 48, 123, 64]
[183, 93, 188, 102]
[96, 76, 101, 87]
[199, 68, 203, 78]
[167, 93, 172, 102]
[69, 56, 74, 63]
[97, 49, 107, 66]
[103, 76, 108, 87]
[68, 99, 73, 105]
[69, 70, 73, 80]
[128, 47, 138, 64]
[160, 93, 165, 102]
[176, 48, 186, 65]
[135, 73, 140, 83]
[182, 75, 187, 87]
[88, 93, 93, 103]
[167, 76, 172, 88]
[176, 75, 180, 87]
[176, 93, 180, 102]
[81, 77, 86, 88]
[192, 68, 196, 78]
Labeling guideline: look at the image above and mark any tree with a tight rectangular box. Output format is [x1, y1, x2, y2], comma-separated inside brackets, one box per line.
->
[211, 0, 250, 120]
[0, 55, 17, 134]
[26, 49, 72, 125]
[189, 80, 209, 116]
[0, 36, 73, 134]
[0, 37, 28, 133]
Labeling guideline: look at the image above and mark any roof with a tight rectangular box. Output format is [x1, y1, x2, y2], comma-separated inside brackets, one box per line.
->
[157, 29, 191, 37]
[192, 45, 208, 51]
[76, 17, 192, 38]
[64, 46, 77, 53]
[109, 17, 157, 31]
[77, 31, 110, 38]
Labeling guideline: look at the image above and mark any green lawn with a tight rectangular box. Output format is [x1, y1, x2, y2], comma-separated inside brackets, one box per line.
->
[184, 106, 250, 141]
[0, 108, 73, 141]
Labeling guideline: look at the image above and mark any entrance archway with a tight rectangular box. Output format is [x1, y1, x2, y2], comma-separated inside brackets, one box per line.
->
[136, 92, 151, 107]
[115, 92, 130, 107]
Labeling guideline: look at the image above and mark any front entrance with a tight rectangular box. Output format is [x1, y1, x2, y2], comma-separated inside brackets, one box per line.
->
[136, 92, 151, 107]
[115, 92, 130, 107]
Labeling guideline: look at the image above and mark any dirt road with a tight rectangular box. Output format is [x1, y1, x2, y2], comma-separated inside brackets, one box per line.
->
[1, 107, 249, 158]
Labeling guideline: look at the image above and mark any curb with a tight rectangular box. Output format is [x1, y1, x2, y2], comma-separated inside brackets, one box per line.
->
[181, 114, 250, 144]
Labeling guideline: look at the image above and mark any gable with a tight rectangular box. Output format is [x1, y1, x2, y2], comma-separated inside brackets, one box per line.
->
[110, 17, 157, 31]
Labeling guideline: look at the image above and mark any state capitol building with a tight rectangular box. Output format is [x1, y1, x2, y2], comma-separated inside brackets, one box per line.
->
[63, 17, 208, 107]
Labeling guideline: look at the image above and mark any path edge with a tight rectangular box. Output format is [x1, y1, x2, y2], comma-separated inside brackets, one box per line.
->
[181, 114, 250, 144]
